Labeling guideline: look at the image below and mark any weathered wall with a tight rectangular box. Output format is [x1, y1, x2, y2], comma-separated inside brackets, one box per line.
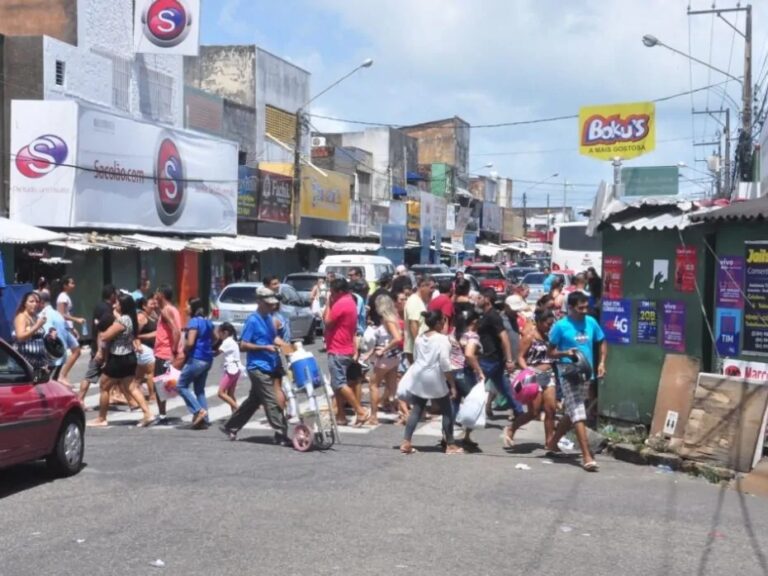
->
[402, 117, 470, 186]
[0, 0, 77, 45]
[184, 45, 256, 107]
[223, 99, 257, 165]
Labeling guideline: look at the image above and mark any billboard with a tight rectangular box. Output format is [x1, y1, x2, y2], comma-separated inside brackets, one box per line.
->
[579, 101, 655, 161]
[259, 163, 351, 222]
[622, 166, 679, 196]
[134, 0, 201, 55]
[258, 170, 291, 224]
[237, 166, 258, 220]
[11, 100, 238, 234]
[481, 202, 502, 233]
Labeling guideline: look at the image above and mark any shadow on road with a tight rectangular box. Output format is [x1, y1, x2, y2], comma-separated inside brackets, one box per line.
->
[0, 461, 88, 499]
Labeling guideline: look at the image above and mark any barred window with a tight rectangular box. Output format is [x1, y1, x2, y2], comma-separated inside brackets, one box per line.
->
[91, 49, 131, 113]
[266, 105, 296, 144]
[138, 68, 175, 122]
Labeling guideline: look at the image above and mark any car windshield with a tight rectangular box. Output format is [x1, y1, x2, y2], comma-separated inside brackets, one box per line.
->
[279, 284, 302, 305]
[219, 286, 259, 304]
[285, 277, 318, 292]
[469, 268, 504, 280]
[522, 273, 547, 285]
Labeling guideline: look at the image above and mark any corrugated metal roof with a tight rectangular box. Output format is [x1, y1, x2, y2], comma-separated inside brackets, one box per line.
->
[690, 195, 768, 222]
[609, 210, 709, 231]
[0, 217, 65, 244]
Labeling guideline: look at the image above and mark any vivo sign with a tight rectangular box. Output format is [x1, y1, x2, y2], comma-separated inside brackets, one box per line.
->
[10, 100, 238, 234]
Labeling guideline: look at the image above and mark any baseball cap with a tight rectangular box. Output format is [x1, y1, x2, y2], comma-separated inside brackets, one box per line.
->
[395, 264, 407, 275]
[505, 294, 529, 312]
[256, 286, 279, 305]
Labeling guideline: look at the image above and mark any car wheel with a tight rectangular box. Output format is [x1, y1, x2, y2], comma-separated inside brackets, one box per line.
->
[47, 413, 84, 477]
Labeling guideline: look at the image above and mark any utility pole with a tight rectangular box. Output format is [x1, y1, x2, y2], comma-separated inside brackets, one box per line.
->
[688, 4, 753, 180]
[693, 108, 732, 197]
[523, 192, 528, 237]
[561, 177, 567, 222]
[292, 109, 303, 237]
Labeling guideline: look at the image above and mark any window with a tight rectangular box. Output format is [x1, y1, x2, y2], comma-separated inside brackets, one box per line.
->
[111, 55, 131, 112]
[265, 105, 297, 144]
[138, 68, 175, 122]
[558, 225, 602, 252]
[0, 345, 29, 385]
[219, 286, 259, 305]
[55, 60, 66, 86]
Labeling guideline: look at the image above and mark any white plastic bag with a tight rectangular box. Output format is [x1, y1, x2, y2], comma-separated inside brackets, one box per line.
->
[154, 366, 181, 402]
[396, 370, 413, 403]
[456, 380, 488, 430]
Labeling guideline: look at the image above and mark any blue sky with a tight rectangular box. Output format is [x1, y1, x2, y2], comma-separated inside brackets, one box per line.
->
[201, 0, 768, 210]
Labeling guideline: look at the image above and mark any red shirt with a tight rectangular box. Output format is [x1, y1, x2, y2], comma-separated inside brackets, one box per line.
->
[428, 294, 454, 325]
[325, 293, 358, 355]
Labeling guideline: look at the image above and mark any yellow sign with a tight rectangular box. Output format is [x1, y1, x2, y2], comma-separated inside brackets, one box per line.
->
[578, 101, 655, 161]
[259, 162, 351, 222]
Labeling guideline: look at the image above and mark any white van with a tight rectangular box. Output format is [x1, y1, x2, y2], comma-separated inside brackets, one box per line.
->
[318, 254, 394, 290]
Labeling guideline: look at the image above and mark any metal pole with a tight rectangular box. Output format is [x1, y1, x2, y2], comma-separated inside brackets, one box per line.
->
[612, 158, 622, 197]
[724, 109, 731, 196]
[292, 109, 303, 237]
[742, 5, 753, 180]
[716, 138, 723, 198]
[561, 177, 567, 222]
[523, 192, 528, 236]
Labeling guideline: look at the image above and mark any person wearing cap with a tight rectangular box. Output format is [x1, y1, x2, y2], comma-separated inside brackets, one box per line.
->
[220, 286, 289, 444]
[395, 264, 408, 277]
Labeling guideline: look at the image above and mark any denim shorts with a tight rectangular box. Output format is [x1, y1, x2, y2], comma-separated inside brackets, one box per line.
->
[328, 354, 354, 391]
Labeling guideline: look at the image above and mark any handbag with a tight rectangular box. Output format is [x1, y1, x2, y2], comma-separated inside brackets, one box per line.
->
[456, 379, 488, 430]
[154, 366, 181, 401]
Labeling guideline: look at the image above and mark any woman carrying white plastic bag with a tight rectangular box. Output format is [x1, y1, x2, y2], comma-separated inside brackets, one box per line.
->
[399, 310, 463, 455]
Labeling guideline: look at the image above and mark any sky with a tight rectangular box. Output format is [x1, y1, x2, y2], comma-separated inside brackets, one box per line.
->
[200, 0, 768, 210]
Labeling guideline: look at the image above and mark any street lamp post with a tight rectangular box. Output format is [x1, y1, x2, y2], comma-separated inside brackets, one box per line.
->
[520, 172, 559, 236]
[292, 58, 373, 237]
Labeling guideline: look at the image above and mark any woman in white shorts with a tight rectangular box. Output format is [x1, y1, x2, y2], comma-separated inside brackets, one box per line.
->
[133, 297, 158, 402]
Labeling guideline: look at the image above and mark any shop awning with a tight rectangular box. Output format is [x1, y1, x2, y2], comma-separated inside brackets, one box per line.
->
[477, 243, 503, 258]
[0, 217, 65, 244]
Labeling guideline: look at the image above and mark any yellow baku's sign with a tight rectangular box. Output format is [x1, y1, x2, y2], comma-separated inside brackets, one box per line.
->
[578, 101, 655, 161]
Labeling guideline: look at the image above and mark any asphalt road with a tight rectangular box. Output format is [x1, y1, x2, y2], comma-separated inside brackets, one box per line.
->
[2, 345, 768, 576]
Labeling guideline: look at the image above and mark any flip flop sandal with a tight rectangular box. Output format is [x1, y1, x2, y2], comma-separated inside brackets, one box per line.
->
[582, 461, 600, 472]
[400, 446, 418, 455]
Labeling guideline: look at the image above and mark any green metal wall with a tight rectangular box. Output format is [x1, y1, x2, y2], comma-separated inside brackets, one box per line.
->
[599, 226, 710, 424]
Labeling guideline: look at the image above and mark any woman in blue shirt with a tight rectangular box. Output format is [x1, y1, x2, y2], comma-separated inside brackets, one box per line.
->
[177, 297, 217, 429]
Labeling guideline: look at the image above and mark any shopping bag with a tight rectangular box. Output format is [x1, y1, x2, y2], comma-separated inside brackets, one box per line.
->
[456, 380, 488, 430]
[396, 369, 413, 403]
[154, 366, 181, 402]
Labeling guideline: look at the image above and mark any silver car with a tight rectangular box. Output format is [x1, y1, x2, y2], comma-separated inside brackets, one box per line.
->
[522, 272, 571, 305]
[213, 282, 316, 343]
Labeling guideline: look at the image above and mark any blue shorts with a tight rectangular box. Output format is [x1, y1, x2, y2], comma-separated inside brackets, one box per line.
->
[328, 354, 354, 391]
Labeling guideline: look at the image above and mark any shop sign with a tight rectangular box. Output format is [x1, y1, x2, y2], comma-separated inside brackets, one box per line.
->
[389, 201, 407, 226]
[502, 208, 516, 242]
[134, 0, 201, 56]
[237, 166, 258, 220]
[662, 301, 686, 353]
[370, 205, 389, 235]
[743, 241, 768, 355]
[10, 100, 238, 234]
[381, 224, 406, 249]
[579, 101, 655, 161]
[674, 246, 697, 293]
[603, 256, 624, 299]
[716, 256, 744, 307]
[621, 166, 679, 197]
[481, 202, 502, 233]
[420, 227, 432, 264]
[603, 299, 631, 344]
[636, 300, 658, 344]
[722, 358, 768, 382]
[463, 233, 477, 252]
[715, 308, 742, 357]
[257, 170, 291, 224]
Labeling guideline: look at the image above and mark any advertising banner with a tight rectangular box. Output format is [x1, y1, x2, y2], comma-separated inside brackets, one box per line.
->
[579, 101, 655, 161]
[662, 301, 686, 353]
[603, 256, 624, 299]
[674, 246, 697, 293]
[453, 207, 472, 237]
[636, 300, 658, 344]
[420, 227, 432, 264]
[381, 224, 406, 249]
[464, 233, 477, 252]
[237, 166, 258, 220]
[744, 241, 768, 355]
[621, 166, 679, 197]
[134, 0, 201, 56]
[715, 308, 742, 357]
[389, 201, 407, 226]
[370, 205, 389, 235]
[420, 192, 436, 230]
[502, 208, 517, 242]
[433, 196, 447, 238]
[446, 204, 456, 232]
[603, 299, 631, 345]
[722, 358, 768, 382]
[11, 100, 238, 234]
[407, 198, 421, 242]
[300, 170, 351, 222]
[257, 170, 291, 224]
[716, 255, 744, 308]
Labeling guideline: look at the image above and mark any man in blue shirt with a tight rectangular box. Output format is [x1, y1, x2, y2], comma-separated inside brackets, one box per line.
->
[221, 287, 289, 445]
[547, 291, 607, 472]
[39, 290, 79, 383]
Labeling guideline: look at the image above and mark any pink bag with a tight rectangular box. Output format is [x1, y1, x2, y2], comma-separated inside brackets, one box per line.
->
[154, 366, 181, 401]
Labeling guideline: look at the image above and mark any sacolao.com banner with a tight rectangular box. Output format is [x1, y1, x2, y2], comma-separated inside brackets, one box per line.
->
[578, 101, 655, 161]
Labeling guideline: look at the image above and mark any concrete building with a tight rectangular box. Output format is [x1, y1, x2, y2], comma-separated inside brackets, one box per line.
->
[311, 143, 374, 201]
[0, 0, 184, 216]
[184, 45, 310, 166]
[321, 128, 418, 203]
[401, 117, 470, 194]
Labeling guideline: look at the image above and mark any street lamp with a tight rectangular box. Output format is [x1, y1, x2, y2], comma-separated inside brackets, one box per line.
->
[292, 58, 374, 236]
[642, 34, 742, 83]
[520, 172, 559, 235]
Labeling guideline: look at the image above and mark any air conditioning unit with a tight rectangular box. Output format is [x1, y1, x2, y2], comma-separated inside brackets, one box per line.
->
[310, 136, 326, 147]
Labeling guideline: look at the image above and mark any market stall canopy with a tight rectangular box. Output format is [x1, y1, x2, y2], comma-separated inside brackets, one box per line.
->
[0, 217, 65, 244]
[689, 195, 768, 223]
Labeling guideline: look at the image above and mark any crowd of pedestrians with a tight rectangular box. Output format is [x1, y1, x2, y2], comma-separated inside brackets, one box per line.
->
[11, 262, 607, 472]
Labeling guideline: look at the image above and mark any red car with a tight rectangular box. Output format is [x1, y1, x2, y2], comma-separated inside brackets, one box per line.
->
[465, 264, 508, 295]
[0, 338, 85, 476]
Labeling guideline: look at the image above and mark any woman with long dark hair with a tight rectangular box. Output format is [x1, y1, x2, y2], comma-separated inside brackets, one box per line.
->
[399, 310, 463, 455]
[89, 294, 153, 427]
[13, 291, 48, 371]
[367, 294, 403, 425]
[176, 297, 216, 429]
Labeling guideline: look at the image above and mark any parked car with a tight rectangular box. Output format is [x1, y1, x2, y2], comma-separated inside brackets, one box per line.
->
[465, 264, 508, 295]
[318, 254, 394, 292]
[522, 271, 572, 304]
[0, 338, 85, 477]
[212, 282, 317, 343]
[411, 264, 451, 276]
[519, 258, 549, 270]
[430, 273, 481, 295]
[283, 272, 324, 306]
[506, 266, 537, 284]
